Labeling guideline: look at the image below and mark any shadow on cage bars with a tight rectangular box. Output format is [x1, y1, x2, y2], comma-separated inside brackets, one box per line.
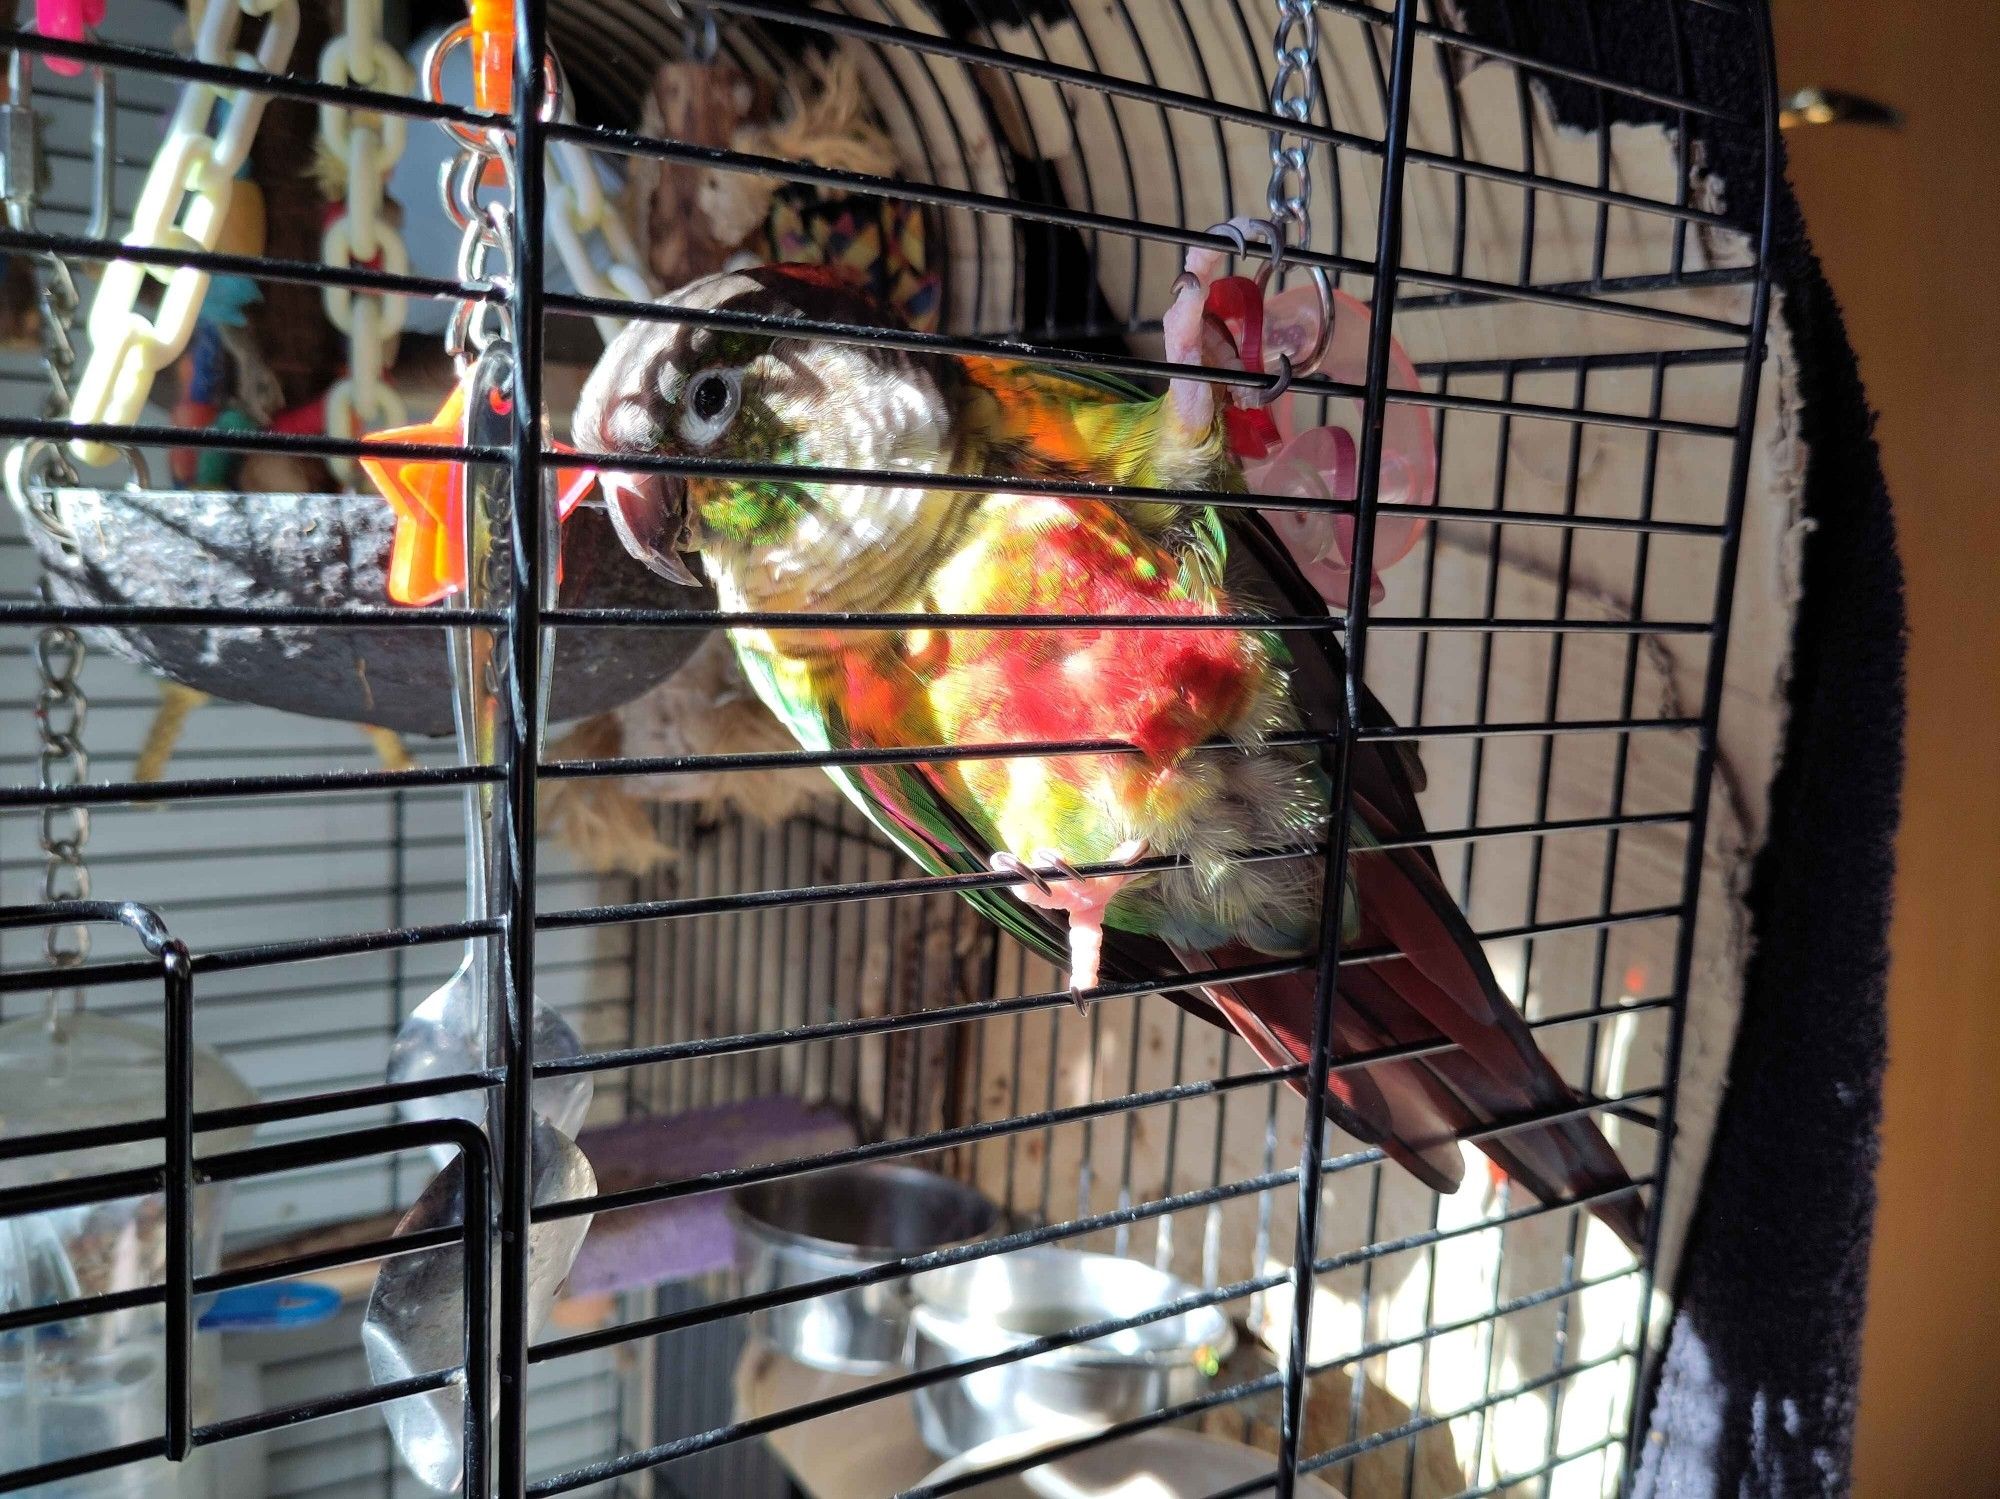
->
[0, 0, 1777, 1496]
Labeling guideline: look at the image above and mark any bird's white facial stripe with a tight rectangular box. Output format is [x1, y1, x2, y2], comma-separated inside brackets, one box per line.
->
[604, 401, 661, 449]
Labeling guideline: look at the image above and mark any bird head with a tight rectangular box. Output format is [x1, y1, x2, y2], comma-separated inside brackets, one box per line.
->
[572, 265, 960, 604]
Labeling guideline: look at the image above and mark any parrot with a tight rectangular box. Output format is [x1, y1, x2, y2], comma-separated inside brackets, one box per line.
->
[568, 256, 1646, 1252]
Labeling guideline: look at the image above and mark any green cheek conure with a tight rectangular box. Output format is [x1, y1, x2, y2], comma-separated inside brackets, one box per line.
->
[571, 256, 1644, 1252]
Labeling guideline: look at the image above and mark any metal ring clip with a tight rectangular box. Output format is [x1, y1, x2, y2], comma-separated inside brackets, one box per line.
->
[422, 20, 564, 151]
[5, 441, 150, 558]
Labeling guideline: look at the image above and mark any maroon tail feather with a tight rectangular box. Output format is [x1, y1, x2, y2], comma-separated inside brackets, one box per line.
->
[1196, 958, 1468, 1193]
[1186, 801, 1647, 1253]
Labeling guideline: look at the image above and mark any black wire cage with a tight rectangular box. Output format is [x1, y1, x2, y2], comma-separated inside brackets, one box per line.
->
[0, 0, 1777, 1497]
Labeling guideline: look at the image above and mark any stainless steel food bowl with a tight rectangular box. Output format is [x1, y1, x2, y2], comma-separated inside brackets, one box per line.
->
[919, 1428, 1349, 1498]
[907, 1249, 1238, 1458]
[728, 1163, 999, 1374]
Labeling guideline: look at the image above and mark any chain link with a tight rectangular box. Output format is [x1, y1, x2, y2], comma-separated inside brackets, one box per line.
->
[548, 132, 654, 343]
[17, 250, 83, 537]
[27, 250, 92, 974]
[420, 24, 537, 370]
[3, 54, 83, 539]
[1265, 0, 1321, 253]
[1, 51, 94, 972]
[446, 137, 517, 367]
[66, 0, 300, 466]
[35, 624, 90, 968]
[418, 19, 650, 356]
[320, 0, 412, 480]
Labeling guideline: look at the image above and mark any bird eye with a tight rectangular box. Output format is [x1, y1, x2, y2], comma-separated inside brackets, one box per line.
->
[679, 369, 741, 447]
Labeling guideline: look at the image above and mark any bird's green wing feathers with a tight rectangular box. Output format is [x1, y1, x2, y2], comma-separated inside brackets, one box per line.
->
[992, 357, 1241, 576]
[1029, 363, 1154, 405]
[728, 636, 1074, 971]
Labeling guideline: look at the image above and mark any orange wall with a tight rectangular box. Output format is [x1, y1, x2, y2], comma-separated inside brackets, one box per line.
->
[1770, 3, 2000, 1493]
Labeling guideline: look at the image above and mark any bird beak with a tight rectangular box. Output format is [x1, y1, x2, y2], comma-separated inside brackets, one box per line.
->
[596, 468, 701, 588]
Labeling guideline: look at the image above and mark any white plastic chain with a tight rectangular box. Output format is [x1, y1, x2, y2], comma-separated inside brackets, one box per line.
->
[548, 129, 653, 343]
[319, 0, 412, 480]
[67, 0, 300, 466]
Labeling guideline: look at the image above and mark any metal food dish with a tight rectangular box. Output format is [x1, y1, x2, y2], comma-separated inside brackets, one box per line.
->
[908, 1249, 1238, 1459]
[919, 1428, 1347, 1499]
[728, 1162, 999, 1375]
[28, 487, 712, 735]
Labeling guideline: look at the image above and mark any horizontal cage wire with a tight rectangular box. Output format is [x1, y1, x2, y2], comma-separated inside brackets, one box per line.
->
[0, 1, 1777, 1498]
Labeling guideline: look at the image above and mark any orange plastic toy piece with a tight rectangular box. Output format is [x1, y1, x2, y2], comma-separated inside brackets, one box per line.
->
[468, 0, 514, 113]
[359, 378, 596, 607]
[468, 0, 514, 186]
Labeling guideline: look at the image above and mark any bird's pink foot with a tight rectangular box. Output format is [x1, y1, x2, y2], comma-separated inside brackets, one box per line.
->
[990, 840, 1152, 1009]
[1163, 219, 1290, 454]
[1163, 267, 1219, 437]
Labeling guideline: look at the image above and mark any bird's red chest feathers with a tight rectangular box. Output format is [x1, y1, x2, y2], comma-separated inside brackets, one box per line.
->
[850, 501, 1261, 765]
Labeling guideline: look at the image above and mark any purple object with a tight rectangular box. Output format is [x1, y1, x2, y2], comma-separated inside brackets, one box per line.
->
[567, 1097, 855, 1296]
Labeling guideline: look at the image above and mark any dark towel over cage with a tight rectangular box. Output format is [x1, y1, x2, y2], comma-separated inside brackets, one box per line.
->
[0, 2, 1776, 1497]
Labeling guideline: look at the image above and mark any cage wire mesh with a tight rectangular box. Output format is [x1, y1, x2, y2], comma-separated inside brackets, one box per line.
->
[0, 0, 1775, 1496]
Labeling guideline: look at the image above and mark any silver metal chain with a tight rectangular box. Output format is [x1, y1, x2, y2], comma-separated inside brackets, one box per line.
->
[36, 626, 90, 971]
[444, 141, 518, 367]
[419, 23, 568, 371]
[3, 49, 80, 540]
[1265, 0, 1322, 252]
[2, 44, 94, 976]
[26, 256, 80, 473]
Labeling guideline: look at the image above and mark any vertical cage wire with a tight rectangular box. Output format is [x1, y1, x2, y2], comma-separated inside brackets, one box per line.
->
[0, 0, 1778, 1495]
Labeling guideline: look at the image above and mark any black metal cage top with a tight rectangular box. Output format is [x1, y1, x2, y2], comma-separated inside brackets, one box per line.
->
[0, 1, 1776, 1496]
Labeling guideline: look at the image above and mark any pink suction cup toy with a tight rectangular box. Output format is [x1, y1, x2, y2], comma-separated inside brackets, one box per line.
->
[1244, 282, 1437, 606]
[1171, 221, 1437, 608]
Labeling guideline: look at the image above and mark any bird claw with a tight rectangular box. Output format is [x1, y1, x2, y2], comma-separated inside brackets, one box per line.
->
[989, 840, 1152, 1002]
[1032, 849, 1083, 885]
[1201, 218, 1286, 279]
[1247, 352, 1295, 409]
[1202, 220, 1250, 258]
[1167, 219, 1297, 443]
[988, 850, 1052, 897]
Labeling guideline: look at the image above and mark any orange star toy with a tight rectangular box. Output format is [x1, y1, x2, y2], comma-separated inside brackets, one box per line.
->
[358, 377, 596, 606]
